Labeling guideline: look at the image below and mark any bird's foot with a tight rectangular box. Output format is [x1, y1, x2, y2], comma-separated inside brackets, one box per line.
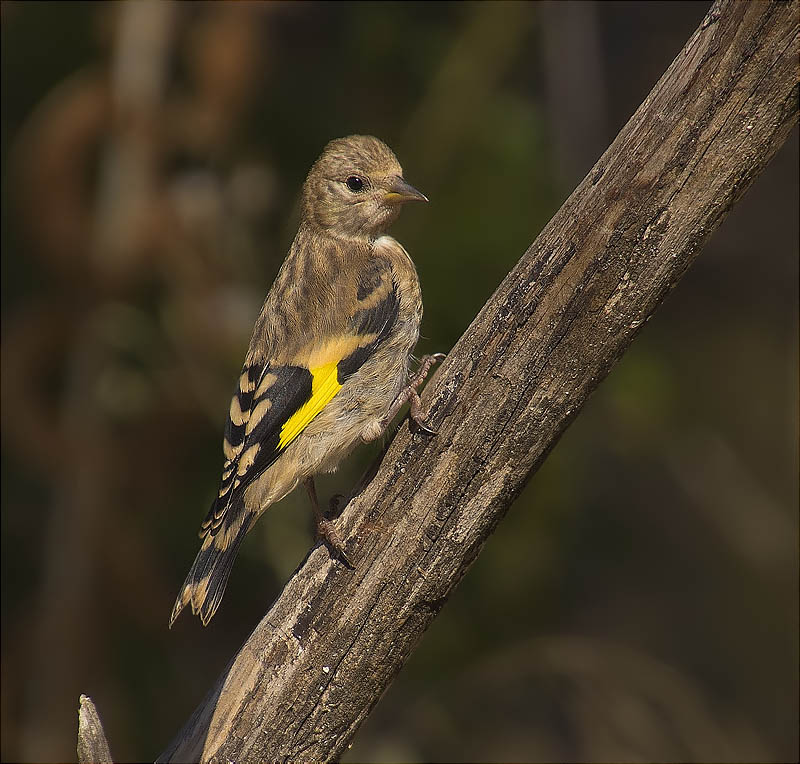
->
[315, 516, 354, 568]
[371, 352, 446, 439]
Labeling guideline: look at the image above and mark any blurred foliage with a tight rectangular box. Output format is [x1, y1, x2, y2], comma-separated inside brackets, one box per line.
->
[1, 2, 797, 762]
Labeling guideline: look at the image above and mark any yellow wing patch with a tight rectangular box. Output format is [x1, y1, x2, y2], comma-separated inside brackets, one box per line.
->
[278, 361, 342, 450]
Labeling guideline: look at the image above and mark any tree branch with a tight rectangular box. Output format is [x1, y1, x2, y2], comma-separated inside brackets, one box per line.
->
[154, 1, 798, 760]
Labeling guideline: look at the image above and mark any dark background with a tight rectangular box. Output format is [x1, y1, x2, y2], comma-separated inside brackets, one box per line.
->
[2, 2, 797, 761]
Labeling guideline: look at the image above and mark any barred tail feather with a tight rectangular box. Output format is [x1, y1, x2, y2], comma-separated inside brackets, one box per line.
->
[169, 522, 250, 627]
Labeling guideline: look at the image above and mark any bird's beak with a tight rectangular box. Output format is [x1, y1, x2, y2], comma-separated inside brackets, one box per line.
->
[383, 175, 428, 204]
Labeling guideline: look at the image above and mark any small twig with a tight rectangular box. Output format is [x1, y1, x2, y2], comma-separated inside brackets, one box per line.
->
[77, 695, 113, 764]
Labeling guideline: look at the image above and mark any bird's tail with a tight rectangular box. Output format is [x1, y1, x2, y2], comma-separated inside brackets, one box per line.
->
[169, 520, 250, 627]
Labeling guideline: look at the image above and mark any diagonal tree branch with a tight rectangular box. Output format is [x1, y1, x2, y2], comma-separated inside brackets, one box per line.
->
[145, 1, 799, 761]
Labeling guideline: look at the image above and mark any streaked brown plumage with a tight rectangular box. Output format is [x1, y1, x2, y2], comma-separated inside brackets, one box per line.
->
[170, 135, 442, 626]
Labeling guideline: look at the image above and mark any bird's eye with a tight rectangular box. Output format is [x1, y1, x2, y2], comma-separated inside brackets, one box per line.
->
[346, 176, 365, 193]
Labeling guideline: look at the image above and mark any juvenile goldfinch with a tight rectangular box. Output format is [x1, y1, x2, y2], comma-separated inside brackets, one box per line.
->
[171, 135, 442, 626]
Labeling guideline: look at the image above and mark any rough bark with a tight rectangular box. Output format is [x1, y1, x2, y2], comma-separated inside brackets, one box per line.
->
[152, 1, 798, 760]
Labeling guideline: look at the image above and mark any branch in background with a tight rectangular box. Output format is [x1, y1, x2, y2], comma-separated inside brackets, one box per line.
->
[539, 0, 610, 192]
[91, 0, 175, 281]
[401, 1, 533, 182]
[80, 0, 798, 759]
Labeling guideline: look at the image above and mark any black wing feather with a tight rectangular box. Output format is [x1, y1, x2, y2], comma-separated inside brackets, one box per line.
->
[201, 363, 311, 537]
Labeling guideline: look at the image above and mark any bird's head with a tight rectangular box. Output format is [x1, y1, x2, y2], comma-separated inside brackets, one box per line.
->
[301, 135, 427, 237]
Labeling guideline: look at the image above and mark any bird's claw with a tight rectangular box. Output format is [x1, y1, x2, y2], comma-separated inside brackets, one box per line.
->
[316, 517, 354, 568]
[411, 417, 438, 436]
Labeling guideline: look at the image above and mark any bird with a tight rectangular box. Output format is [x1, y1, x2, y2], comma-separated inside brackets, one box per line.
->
[170, 135, 443, 626]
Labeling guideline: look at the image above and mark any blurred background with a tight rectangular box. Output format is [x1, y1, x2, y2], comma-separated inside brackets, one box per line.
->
[1, 2, 797, 762]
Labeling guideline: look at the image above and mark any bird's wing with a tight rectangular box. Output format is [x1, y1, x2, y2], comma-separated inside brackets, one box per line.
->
[199, 256, 400, 539]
